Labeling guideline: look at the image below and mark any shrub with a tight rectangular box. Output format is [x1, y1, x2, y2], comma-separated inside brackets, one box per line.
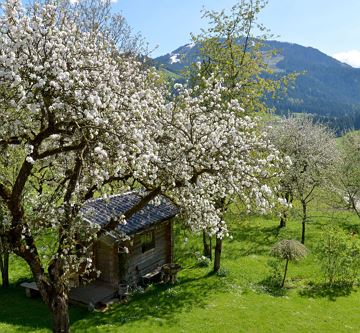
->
[266, 259, 283, 287]
[195, 252, 211, 267]
[216, 267, 229, 277]
[316, 226, 360, 285]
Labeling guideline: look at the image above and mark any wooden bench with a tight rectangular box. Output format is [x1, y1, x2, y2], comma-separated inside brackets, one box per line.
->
[20, 282, 40, 298]
[141, 266, 162, 284]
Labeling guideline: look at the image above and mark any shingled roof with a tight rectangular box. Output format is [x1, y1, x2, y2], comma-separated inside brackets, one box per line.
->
[81, 192, 179, 235]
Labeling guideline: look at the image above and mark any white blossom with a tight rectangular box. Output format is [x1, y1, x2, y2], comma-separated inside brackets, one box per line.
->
[25, 156, 35, 164]
[0, 0, 284, 302]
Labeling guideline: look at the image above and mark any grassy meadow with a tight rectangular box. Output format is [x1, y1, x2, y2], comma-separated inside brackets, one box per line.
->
[0, 198, 359, 333]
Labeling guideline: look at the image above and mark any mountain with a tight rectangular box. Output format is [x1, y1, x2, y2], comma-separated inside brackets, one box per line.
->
[154, 40, 360, 132]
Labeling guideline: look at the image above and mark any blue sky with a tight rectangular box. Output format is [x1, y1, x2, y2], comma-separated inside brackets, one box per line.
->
[113, 0, 360, 67]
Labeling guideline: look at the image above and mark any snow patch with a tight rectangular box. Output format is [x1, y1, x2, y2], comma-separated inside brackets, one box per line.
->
[169, 54, 181, 64]
[186, 42, 196, 49]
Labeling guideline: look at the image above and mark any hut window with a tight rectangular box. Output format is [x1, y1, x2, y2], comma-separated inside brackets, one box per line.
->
[141, 230, 155, 253]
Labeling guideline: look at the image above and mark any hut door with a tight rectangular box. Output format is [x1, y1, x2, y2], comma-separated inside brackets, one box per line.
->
[95, 241, 116, 284]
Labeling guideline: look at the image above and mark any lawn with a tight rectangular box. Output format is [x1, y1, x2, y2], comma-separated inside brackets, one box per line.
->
[0, 205, 359, 333]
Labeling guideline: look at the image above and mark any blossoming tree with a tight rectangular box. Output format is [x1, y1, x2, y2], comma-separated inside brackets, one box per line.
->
[0, 1, 283, 332]
[269, 117, 339, 244]
[337, 131, 360, 218]
[187, 0, 292, 270]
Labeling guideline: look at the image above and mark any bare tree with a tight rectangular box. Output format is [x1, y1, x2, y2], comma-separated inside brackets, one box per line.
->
[73, 0, 148, 56]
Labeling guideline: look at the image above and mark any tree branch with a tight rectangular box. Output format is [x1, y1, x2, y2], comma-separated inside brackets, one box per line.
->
[96, 187, 161, 238]
[63, 144, 87, 206]
[35, 142, 85, 159]
[0, 137, 24, 146]
[0, 184, 10, 201]
[84, 174, 132, 201]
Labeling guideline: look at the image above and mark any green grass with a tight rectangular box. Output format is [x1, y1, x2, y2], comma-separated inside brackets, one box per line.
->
[1, 207, 359, 332]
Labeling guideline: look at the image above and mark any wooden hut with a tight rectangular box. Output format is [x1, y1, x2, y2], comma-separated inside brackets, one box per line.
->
[21, 191, 179, 306]
[81, 191, 179, 288]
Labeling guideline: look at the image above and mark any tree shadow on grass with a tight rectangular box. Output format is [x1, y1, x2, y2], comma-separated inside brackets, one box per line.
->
[342, 223, 360, 235]
[1, 269, 226, 331]
[226, 224, 280, 258]
[72, 270, 228, 330]
[0, 281, 88, 332]
[255, 276, 288, 297]
[299, 283, 357, 301]
[0, 284, 51, 331]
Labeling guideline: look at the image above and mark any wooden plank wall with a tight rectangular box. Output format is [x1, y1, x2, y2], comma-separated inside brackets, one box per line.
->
[125, 221, 172, 285]
[94, 236, 119, 287]
[94, 220, 173, 287]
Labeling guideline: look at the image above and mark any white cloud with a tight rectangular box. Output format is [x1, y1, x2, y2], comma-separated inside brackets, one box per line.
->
[333, 50, 360, 68]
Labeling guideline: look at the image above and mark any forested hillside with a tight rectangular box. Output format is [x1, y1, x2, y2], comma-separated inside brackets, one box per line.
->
[155, 40, 360, 132]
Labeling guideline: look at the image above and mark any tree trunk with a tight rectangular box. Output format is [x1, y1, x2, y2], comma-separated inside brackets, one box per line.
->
[209, 237, 212, 261]
[349, 194, 360, 219]
[214, 237, 222, 272]
[0, 251, 9, 288]
[279, 192, 292, 228]
[202, 230, 212, 259]
[301, 200, 307, 244]
[281, 259, 289, 288]
[0, 236, 9, 288]
[279, 214, 286, 228]
[213, 197, 226, 273]
[51, 292, 70, 333]
[301, 219, 306, 244]
[36, 273, 70, 333]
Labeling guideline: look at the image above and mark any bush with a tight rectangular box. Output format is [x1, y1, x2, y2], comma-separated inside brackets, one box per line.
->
[316, 226, 360, 285]
[216, 267, 229, 277]
[195, 252, 211, 267]
[266, 259, 283, 287]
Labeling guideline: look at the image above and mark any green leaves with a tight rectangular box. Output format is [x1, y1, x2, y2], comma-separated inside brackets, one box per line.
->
[316, 226, 360, 285]
[189, 0, 289, 115]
